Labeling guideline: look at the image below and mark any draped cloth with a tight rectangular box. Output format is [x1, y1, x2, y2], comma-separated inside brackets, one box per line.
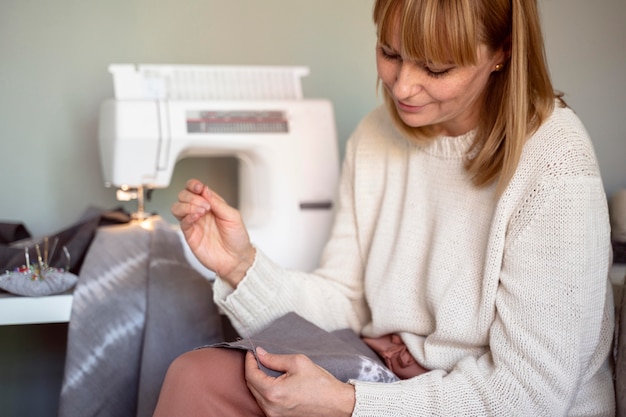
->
[58, 217, 223, 417]
[0, 207, 131, 277]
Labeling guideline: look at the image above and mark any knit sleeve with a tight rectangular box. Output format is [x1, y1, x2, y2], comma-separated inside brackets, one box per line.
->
[213, 129, 371, 337]
[487, 175, 613, 413]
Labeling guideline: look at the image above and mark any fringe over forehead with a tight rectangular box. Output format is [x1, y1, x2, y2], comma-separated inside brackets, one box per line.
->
[374, 0, 484, 66]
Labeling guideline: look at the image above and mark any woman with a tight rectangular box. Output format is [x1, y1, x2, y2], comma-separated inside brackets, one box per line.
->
[154, 0, 615, 415]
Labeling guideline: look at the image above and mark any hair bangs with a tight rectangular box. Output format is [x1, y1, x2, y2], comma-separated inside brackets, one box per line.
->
[374, 0, 402, 49]
[376, 0, 479, 67]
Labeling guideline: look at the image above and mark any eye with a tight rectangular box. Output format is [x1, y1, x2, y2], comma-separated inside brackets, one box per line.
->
[423, 64, 453, 79]
[379, 45, 401, 62]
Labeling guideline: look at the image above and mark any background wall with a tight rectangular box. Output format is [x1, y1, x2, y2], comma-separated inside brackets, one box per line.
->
[0, 0, 379, 236]
[1, 0, 625, 237]
[541, 0, 626, 201]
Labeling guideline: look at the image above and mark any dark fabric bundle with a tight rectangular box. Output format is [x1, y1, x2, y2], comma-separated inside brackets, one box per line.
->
[0, 222, 31, 244]
[0, 207, 131, 276]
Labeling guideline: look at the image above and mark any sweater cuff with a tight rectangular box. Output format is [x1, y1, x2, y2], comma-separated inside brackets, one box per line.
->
[349, 371, 445, 416]
[212, 248, 258, 303]
[213, 249, 285, 334]
[349, 380, 406, 416]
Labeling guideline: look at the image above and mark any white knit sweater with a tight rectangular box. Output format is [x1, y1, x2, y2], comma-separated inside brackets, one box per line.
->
[214, 104, 615, 416]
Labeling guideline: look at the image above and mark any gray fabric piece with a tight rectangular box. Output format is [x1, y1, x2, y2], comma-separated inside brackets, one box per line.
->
[136, 221, 223, 417]
[58, 217, 223, 417]
[209, 312, 399, 383]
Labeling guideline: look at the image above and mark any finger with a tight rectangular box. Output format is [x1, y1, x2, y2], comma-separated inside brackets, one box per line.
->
[177, 187, 212, 207]
[188, 181, 228, 210]
[245, 350, 261, 373]
[178, 212, 203, 231]
[185, 178, 206, 195]
[174, 187, 212, 212]
[202, 188, 240, 222]
[245, 350, 271, 390]
[171, 201, 207, 223]
[254, 347, 298, 374]
[177, 182, 234, 222]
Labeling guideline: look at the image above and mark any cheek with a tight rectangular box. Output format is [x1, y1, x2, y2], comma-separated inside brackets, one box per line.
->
[434, 73, 486, 103]
[376, 58, 395, 87]
[458, 70, 492, 102]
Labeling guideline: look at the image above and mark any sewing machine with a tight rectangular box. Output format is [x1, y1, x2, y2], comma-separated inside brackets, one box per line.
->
[98, 64, 340, 277]
[0, 64, 341, 325]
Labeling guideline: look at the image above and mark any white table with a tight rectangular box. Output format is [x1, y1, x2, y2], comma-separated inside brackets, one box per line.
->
[0, 292, 73, 326]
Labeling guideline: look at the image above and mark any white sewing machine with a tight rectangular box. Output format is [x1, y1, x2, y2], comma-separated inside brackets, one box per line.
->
[0, 64, 341, 325]
[98, 64, 340, 277]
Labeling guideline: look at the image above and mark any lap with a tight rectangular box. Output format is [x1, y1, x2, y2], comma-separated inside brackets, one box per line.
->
[153, 347, 265, 417]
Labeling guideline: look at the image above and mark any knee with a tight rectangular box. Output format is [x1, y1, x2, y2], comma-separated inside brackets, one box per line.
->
[156, 348, 260, 417]
[162, 347, 244, 389]
[163, 349, 212, 385]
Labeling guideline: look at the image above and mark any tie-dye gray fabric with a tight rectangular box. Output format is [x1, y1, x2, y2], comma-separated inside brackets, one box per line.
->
[208, 312, 399, 383]
[58, 218, 223, 417]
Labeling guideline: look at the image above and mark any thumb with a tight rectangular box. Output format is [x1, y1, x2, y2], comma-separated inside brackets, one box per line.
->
[255, 347, 293, 373]
[204, 187, 240, 222]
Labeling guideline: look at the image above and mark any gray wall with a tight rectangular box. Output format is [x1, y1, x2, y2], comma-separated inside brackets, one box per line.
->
[541, 0, 626, 201]
[0, 0, 624, 238]
[0, 0, 378, 236]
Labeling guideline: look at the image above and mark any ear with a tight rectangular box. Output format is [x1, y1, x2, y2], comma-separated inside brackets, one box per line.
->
[500, 35, 512, 62]
[490, 40, 510, 73]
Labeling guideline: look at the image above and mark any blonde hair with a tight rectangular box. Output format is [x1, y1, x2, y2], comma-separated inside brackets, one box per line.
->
[373, 0, 558, 194]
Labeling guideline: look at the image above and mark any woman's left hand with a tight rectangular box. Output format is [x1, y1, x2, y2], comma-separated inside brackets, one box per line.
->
[244, 347, 356, 417]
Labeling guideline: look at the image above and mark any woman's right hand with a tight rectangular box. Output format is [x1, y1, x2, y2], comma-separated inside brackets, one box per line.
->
[171, 179, 256, 287]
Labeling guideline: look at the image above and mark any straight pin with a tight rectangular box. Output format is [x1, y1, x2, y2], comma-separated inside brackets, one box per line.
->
[44, 237, 49, 266]
[35, 244, 44, 271]
[63, 246, 71, 271]
[48, 238, 59, 268]
[24, 247, 30, 269]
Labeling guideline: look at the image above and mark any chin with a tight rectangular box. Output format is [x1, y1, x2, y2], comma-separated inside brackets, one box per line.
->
[397, 114, 430, 129]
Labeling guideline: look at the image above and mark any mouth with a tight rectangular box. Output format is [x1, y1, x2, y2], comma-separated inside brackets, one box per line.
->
[396, 100, 426, 113]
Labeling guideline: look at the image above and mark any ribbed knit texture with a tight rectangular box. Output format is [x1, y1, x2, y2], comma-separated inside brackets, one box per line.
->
[214, 104, 615, 416]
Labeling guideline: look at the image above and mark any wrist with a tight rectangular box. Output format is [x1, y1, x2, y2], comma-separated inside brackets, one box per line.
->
[223, 246, 256, 287]
[336, 382, 356, 416]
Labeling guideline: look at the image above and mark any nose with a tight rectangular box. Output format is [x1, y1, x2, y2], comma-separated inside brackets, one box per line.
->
[392, 61, 423, 100]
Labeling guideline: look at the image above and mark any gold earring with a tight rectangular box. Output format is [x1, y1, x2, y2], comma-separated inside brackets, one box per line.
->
[495, 63, 504, 71]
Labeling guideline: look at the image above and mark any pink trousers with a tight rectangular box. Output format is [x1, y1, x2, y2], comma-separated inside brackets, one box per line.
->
[153, 334, 427, 416]
[152, 347, 265, 417]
